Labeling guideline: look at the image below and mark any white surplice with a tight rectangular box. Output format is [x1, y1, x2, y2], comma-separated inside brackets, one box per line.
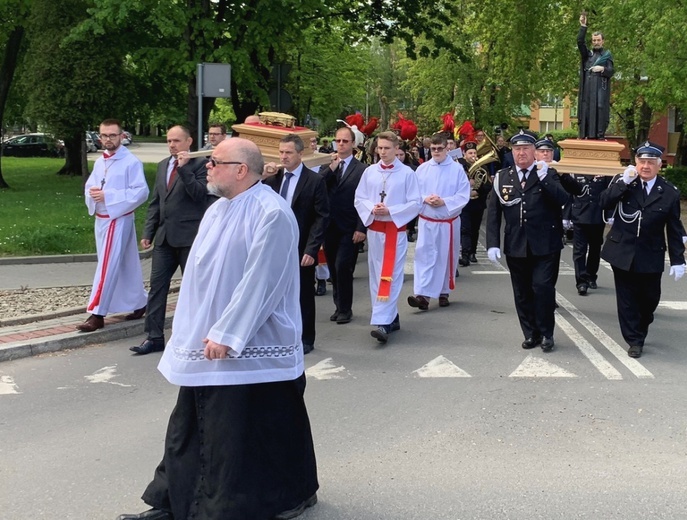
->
[84, 146, 149, 315]
[354, 159, 421, 325]
[413, 157, 470, 297]
[158, 183, 305, 387]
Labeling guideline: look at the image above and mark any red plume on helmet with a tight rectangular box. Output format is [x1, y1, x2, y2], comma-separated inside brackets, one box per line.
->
[441, 112, 455, 134]
[345, 113, 365, 130]
[391, 113, 418, 141]
[361, 117, 379, 137]
[457, 120, 475, 139]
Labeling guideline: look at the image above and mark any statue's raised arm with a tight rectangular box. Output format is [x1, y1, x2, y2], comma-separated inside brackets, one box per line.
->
[577, 12, 614, 139]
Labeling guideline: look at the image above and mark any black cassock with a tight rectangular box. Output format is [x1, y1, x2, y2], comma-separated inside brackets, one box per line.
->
[577, 26, 614, 139]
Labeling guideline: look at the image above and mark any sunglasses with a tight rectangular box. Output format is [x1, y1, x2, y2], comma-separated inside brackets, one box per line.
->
[334, 139, 351, 144]
[430, 146, 445, 152]
[209, 158, 243, 168]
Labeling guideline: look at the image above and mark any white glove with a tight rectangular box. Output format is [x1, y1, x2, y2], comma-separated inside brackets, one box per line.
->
[487, 247, 501, 264]
[535, 160, 548, 180]
[606, 218, 614, 225]
[562, 219, 573, 230]
[670, 264, 685, 281]
[622, 166, 637, 184]
[591, 65, 604, 73]
[682, 236, 687, 244]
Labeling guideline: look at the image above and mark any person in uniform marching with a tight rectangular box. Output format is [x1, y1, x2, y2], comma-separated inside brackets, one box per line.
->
[599, 142, 685, 358]
[486, 130, 570, 352]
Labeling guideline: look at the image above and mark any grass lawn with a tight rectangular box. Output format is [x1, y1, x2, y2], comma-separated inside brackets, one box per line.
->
[0, 157, 157, 256]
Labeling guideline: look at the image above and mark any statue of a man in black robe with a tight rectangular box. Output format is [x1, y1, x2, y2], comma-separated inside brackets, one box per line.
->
[577, 13, 614, 139]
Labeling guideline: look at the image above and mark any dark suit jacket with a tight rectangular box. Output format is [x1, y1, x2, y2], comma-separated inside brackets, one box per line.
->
[600, 175, 685, 273]
[486, 165, 570, 257]
[560, 173, 611, 225]
[319, 157, 367, 234]
[143, 157, 215, 248]
[264, 165, 330, 259]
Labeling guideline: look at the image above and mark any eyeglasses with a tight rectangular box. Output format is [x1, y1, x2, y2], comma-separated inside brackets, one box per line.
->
[208, 132, 224, 136]
[430, 146, 445, 152]
[209, 158, 243, 168]
[334, 139, 351, 144]
[100, 133, 120, 140]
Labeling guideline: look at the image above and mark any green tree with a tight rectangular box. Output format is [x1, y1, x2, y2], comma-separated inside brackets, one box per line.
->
[0, 0, 31, 189]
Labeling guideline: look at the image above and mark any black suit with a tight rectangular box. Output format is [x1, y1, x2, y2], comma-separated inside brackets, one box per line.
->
[600, 175, 685, 347]
[264, 165, 329, 346]
[142, 157, 215, 341]
[486, 165, 570, 340]
[319, 157, 367, 317]
[560, 174, 611, 287]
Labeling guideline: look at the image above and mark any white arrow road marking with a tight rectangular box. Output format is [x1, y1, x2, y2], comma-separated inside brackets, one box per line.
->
[85, 366, 132, 387]
[413, 355, 471, 378]
[0, 375, 20, 394]
[306, 358, 348, 380]
[658, 301, 687, 310]
[510, 354, 578, 378]
[556, 293, 654, 379]
[555, 311, 623, 380]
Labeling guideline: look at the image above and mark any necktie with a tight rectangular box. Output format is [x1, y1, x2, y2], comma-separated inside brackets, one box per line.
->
[280, 171, 294, 199]
[520, 169, 528, 189]
[167, 159, 178, 190]
[380, 163, 394, 170]
[642, 181, 649, 200]
[336, 162, 345, 184]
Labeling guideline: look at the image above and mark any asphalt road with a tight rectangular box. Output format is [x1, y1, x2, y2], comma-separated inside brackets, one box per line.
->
[2, 240, 687, 519]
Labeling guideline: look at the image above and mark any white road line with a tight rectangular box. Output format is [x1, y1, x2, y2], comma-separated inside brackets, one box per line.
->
[556, 293, 654, 379]
[0, 375, 20, 395]
[84, 365, 132, 387]
[509, 354, 577, 378]
[658, 301, 687, 310]
[555, 311, 623, 380]
[413, 355, 471, 378]
[306, 358, 348, 380]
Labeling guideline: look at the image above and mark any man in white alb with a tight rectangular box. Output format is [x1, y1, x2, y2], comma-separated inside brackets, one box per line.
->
[117, 138, 318, 520]
[409, 133, 470, 310]
[77, 118, 148, 332]
[355, 131, 422, 343]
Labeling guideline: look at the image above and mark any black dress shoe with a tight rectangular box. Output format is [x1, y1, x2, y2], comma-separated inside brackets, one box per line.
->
[336, 311, 352, 324]
[125, 306, 146, 320]
[407, 295, 429, 310]
[577, 283, 588, 295]
[274, 493, 318, 520]
[315, 279, 327, 296]
[469, 253, 477, 263]
[458, 256, 470, 267]
[541, 337, 555, 352]
[130, 338, 165, 355]
[303, 343, 314, 355]
[329, 311, 339, 322]
[371, 325, 390, 343]
[589, 281, 598, 290]
[117, 508, 172, 520]
[628, 345, 643, 358]
[438, 294, 450, 307]
[522, 336, 542, 349]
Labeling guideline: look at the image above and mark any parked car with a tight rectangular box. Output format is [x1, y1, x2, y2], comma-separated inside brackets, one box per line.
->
[86, 131, 102, 150]
[1, 133, 64, 157]
[85, 133, 97, 153]
[122, 131, 133, 146]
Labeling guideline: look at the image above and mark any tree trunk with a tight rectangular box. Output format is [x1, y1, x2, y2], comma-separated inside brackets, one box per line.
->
[0, 25, 26, 189]
[636, 100, 652, 148]
[57, 131, 87, 177]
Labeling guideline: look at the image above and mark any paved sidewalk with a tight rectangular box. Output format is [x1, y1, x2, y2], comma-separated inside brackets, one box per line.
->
[0, 253, 181, 362]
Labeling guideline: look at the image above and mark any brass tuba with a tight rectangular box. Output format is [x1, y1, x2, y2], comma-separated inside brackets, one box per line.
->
[468, 135, 498, 199]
